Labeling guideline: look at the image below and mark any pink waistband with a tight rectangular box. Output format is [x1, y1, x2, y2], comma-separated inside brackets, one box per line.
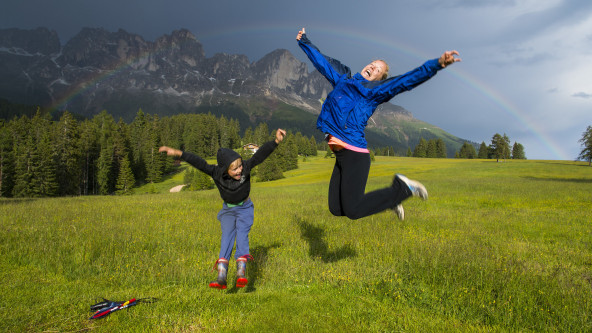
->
[327, 135, 370, 153]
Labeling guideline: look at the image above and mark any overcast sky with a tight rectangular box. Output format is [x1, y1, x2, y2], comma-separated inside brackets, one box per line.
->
[2, 0, 591, 160]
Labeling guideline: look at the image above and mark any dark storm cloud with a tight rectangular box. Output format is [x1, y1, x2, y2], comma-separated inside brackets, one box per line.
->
[497, 0, 592, 42]
[427, 0, 517, 9]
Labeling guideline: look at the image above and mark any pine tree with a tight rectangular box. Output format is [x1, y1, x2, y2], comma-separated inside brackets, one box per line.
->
[413, 138, 427, 158]
[116, 156, 135, 195]
[0, 120, 14, 197]
[309, 136, 318, 156]
[426, 139, 438, 158]
[183, 114, 215, 157]
[502, 134, 511, 160]
[253, 123, 270, 145]
[158, 116, 183, 175]
[257, 154, 284, 181]
[228, 118, 241, 149]
[183, 168, 193, 186]
[54, 111, 82, 195]
[255, 128, 297, 181]
[218, 115, 230, 149]
[11, 116, 32, 197]
[381, 146, 395, 157]
[79, 119, 100, 195]
[459, 142, 477, 159]
[209, 134, 220, 158]
[145, 115, 165, 183]
[183, 168, 213, 191]
[578, 125, 592, 166]
[243, 127, 254, 147]
[478, 141, 489, 159]
[294, 132, 307, 156]
[281, 133, 299, 171]
[436, 139, 447, 158]
[130, 109, 148, 183]
[34, 122, 58, 197]
[95, 111, 117, 195]
[194, 169, 214, 190]
[97, 138, 114, 195]
[12, 135, 34, 197]
[112, 119, 132, 189]
[512, 142, 526, 159]
[490, 133, 511, 162]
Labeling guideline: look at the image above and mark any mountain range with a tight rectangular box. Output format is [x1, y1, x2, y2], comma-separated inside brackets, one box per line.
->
[0, 27, 472, 155]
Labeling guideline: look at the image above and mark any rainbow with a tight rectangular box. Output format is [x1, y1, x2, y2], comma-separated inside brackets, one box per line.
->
[446, 67, 568, 160]
[53, 25, 567, 160]
[52, 43, 178, 111]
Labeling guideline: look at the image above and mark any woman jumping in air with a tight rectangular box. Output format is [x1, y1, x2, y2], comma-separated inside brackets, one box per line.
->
[297, 28, 460, 221]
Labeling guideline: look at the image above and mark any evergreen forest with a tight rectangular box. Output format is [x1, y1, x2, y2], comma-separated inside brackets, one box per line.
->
[0, 109, 318, 198]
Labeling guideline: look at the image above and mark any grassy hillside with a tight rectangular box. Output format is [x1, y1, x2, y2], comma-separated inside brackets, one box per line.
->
[1, 157, 591, 331]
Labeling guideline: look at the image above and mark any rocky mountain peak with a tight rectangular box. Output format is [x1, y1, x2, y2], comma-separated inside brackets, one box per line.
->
[0, 27, 60, 55]
[57, 27, 151, 69]
[0, 26, 413, 125]
[154, 28, 205, 64]
[254, 49, 308, 90]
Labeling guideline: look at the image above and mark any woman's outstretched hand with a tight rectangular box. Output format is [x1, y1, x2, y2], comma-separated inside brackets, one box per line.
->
[438, 50, 461, 68]
[296, 28, 305, 41]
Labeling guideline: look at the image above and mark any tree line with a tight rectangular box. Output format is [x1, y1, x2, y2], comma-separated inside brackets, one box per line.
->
[372, 134, 526, 161]
[468, 133, 526, 161]
[454, 133, 525, 161]
[0, 109, 318, 198]
[374, 125, 592, 163]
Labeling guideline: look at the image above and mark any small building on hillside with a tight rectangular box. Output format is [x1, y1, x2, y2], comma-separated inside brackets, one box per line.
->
[243, 143, 259, 153]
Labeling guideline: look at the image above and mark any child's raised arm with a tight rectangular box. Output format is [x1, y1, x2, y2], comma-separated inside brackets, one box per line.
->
[159, 146, 182, 157]
[275, 129, 286, 144]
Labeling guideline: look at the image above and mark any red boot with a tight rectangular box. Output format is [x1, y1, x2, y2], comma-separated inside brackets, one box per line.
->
[235, 255, 252, 288]
[209, 258, 229, 289]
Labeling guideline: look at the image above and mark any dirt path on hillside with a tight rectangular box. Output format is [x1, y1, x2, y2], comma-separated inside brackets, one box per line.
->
[169, 184, 186, 193]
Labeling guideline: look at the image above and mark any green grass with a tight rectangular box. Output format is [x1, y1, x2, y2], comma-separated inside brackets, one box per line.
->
[1, 156, 591, 332]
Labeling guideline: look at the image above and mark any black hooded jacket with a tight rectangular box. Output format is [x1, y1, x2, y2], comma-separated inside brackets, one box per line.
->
[180, 140, 279, 204]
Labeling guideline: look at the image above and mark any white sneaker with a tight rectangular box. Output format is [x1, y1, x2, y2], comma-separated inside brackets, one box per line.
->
[396, 174, 428, 200]
[394, 204, 405, 220]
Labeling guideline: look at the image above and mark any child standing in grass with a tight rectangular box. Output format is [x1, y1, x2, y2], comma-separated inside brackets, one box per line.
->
[297, 27, 460, 221]
[159, 128, 286, 289]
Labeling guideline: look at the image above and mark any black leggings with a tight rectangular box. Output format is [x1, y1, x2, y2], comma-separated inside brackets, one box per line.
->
[328, 149, 412, 220]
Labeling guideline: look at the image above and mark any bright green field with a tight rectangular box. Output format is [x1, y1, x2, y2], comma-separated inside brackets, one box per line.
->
[1, 156, 591, 332]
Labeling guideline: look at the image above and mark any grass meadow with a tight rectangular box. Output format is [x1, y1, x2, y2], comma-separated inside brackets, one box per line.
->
[1, 155, 591, 332]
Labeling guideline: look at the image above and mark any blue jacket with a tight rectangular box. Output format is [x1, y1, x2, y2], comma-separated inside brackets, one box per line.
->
[298, 34, 443, 149]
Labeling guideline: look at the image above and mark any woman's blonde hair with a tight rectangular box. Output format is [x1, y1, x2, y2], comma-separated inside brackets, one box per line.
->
[378, 60, 389, 80]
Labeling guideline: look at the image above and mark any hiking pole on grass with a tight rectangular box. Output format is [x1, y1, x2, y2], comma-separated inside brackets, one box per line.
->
[89, 297, 157, 319]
